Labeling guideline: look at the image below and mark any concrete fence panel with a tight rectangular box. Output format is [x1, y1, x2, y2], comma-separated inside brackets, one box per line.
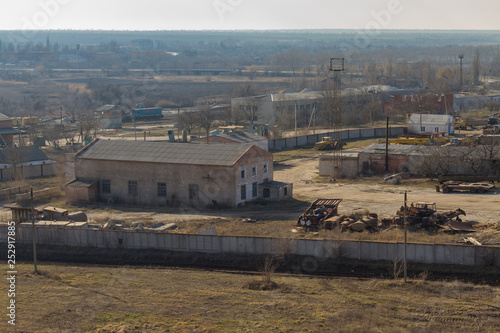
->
[2, 227, 499, 267]
[297, 136, 308, 146]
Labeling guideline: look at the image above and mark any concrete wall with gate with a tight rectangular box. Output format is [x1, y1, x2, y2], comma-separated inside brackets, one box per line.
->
[3, 226, 498, 267]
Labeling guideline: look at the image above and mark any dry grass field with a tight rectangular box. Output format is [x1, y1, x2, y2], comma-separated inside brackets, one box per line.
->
[0, 263, 498, 333]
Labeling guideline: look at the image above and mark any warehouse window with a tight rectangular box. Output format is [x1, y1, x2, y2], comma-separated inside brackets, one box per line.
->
[263, 163, 268, 174]
[241, 185, 247, 200]
[252, 166, 257, 176]
[241, 169, 246, 179]
[252, 182, 258, 197]
[128, 181, 138, 196]
[157, 182, 167, 197]
[189, 184, 199, 200]
[102, 180, 110, 194]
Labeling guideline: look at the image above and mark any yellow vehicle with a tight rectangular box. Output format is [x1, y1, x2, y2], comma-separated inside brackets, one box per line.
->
[430, 132, 450, 144]
[314, 137, 344, 150]
[387, 136, 431, 145]
[454, 117, 471, 130]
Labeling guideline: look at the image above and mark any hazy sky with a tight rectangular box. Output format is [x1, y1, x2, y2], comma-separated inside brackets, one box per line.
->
[1, 0, 500, 31]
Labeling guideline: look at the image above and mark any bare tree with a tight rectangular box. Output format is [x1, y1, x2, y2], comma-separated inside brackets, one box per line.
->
[42, 124, 66, 149]
[75, 109, 100, 143]
[274, 93, 294, 131]
[232, 96, 262, 126]
[4, 139, 28, 181]
[179, 111, 198, 135]
[198, 102, 215, 144]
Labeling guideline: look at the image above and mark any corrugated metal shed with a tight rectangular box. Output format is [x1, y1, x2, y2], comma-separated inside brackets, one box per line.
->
[76, 139, 260, 166]
[361, 144, 420, 155]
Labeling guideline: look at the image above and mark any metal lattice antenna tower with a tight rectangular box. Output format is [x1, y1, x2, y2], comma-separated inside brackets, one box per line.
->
[329, 57, 344, 179]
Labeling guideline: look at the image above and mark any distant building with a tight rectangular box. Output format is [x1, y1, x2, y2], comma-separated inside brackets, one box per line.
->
[231, 86, 420, 127]
[407, 114, 454, 135]
[384, 93, 454, 115]
[0, 145, 57, 181]
[453, 92, 500, 111]
[192, 127, 269, 151]
[0, 113, 18, 146]
[66, 139, 291, 207]
[95, 105, 122, 129]
[231, 88, 323, 126]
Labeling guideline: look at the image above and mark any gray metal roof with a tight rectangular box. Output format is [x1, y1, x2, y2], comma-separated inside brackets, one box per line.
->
[0, 113, 11, 121]
[361, 143, 420, 155]
[76, 139, 261, 166]
[0, 145, 51, 164]
[408, 114, 453, 126]
[96, 105, 116, 112]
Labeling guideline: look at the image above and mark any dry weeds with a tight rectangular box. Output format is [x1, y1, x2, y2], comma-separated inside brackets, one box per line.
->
[1, 263, 498, 332]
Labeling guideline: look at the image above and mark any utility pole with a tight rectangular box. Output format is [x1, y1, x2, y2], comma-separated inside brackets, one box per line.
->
[31, 187, 38, 274]
[134, 117, 137, 141]
[403, 191, 408, 283]
[76, 44, 80, 71]
[459, 54, 464, 91]
[313, 102, 316, 135]
[177, 108, 180, 142]
[329, 57, 345, 179]
[294, 103, 297, 137]
[385, 117, 389, 173]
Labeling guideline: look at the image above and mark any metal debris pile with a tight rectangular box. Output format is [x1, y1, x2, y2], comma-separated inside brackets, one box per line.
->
[298, 199, 476, 233]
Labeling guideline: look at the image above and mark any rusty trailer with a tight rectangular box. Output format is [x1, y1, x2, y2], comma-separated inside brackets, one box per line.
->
[297, 199, 342, 231]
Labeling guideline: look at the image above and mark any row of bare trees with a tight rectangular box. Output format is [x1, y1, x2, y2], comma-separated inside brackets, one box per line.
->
[412, 138, 500, 177]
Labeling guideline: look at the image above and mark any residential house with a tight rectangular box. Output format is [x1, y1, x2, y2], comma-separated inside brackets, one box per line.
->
[407, 114, 454, 135]
[0, 145, 58, 181]
[95, 105, 123, 129]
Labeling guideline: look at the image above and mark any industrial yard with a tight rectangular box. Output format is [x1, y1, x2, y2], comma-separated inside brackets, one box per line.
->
[2, 22, 500, 333]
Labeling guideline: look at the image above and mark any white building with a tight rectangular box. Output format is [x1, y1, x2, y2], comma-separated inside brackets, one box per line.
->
[407, 114, 454, 135]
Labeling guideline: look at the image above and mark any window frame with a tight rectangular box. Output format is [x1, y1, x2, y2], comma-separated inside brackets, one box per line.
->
[102, 179, 111, 194]
[128, 180, 138, 196]
[252, 182, 258, 197]
[157, 182, 167, 197]
[240, 184, 247, 200]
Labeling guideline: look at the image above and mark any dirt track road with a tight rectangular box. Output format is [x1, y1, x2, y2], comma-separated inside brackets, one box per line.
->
[274, 157, 500, 224]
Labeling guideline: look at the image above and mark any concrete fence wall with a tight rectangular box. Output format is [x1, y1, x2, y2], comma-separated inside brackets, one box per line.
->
[15, 187, 61, 203]
[269, 126, 406, 150]
[3, 226, 498, 267]
[0, 185, 30, 200]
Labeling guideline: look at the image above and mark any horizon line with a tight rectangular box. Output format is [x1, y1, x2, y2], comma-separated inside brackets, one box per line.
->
[1, 28, 500, 33]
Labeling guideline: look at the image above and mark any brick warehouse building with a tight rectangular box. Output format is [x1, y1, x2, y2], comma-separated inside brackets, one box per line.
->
[65, 139, 291, 207]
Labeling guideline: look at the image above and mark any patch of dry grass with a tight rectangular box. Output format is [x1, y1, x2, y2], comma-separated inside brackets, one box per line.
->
[1, 263, 498, 332]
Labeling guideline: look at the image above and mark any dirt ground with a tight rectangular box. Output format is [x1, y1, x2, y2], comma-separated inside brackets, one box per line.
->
[273, 156, 500, 224]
